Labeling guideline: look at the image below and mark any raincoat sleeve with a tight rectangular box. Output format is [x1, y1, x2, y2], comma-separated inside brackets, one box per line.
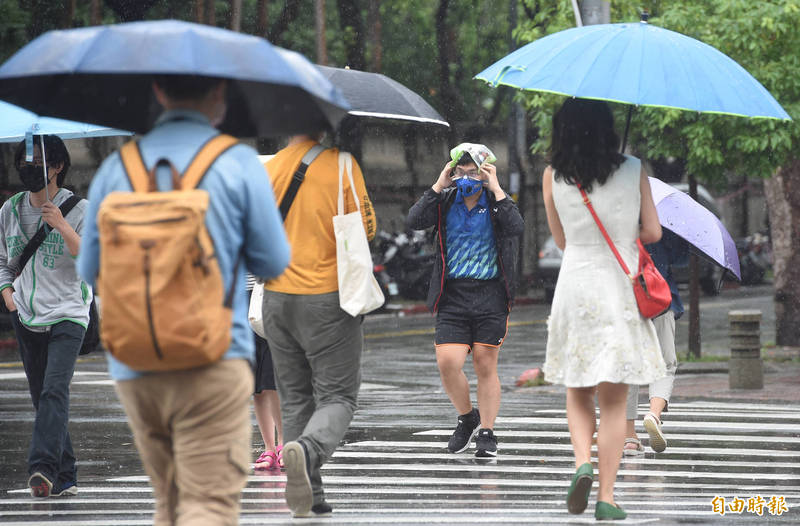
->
[492, 194, 524, 239]
[407, 188, 446, 231]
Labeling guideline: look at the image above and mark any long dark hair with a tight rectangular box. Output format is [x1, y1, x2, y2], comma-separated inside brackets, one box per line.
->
[549, 98, 625, 193]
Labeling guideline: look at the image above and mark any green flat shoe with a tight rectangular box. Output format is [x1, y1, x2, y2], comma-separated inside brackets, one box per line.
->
[595, 500, 627, 520]
[566, 462, 593, 514]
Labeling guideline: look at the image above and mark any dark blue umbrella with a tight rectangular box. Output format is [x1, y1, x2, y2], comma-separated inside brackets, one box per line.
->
[0, 20, 350, 137]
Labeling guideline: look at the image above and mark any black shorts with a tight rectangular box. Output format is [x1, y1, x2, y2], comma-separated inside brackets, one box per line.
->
[252, 332, 276, 393]
[435, 278, 509, 349]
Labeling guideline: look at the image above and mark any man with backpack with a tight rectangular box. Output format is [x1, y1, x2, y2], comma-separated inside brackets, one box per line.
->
[0, 135, 90, 498]
[77, 75, 290, 524]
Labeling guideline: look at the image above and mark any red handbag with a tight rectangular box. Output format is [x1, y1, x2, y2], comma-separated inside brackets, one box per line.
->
[578, 186, 671, 319]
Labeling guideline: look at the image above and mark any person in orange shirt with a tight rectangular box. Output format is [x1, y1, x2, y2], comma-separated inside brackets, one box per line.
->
[261, 133, 375, 518]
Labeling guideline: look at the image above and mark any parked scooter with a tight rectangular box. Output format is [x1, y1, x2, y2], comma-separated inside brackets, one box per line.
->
[736, 231, 772, 285]
[372, 229, 436, 302]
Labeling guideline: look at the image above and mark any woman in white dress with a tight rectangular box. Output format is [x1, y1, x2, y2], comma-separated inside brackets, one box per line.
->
[542, 99, 666, 520]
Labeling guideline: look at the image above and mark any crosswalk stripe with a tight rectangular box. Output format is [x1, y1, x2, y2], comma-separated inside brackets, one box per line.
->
[414, 429, 800, 443]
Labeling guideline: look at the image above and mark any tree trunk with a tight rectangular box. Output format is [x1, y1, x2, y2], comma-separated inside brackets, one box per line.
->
[435, 0, 456, 142]
[688, 174, 702, 357]
[336, 0, 366, 70]
[205, 0, 216, 25]
[91, 0, 102, 25]
[62, 0, 76, 28]
[315, 0, 327, 65]
[764, 158, 800, 347]
[195, 0, 204, 23]
[367, 0, 382, 71]
[268, 0, 302, 45]
[230, 0, 242, 31]
[256, 0, 269, 37]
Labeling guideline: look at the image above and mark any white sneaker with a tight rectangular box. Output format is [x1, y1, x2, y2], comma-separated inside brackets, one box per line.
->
[643, 412, 667, 453]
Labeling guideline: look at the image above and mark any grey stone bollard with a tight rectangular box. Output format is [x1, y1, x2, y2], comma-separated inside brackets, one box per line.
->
[728, 310, 763, 389]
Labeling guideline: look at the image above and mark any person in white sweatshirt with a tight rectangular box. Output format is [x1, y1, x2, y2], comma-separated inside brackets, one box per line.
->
[0, 135, 91, 498]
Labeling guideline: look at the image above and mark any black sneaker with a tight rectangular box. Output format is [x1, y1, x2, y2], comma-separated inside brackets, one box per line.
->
[447, 408, 481, 453]
[294, 501, 333, 518]
[475, 428, 498, 457]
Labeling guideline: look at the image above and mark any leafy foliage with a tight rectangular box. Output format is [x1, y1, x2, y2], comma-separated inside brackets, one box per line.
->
[514, 0, 800, 187]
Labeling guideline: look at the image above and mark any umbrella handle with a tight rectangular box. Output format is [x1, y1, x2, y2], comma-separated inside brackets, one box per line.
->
[40, 135, 50, 202]
[621, 106, 634, 153]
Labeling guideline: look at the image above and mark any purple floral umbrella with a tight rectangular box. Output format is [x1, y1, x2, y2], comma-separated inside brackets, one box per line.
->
[649, 177, 741, 280]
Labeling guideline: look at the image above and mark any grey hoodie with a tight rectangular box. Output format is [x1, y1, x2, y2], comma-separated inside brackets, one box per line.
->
[0, 189, 92, 329]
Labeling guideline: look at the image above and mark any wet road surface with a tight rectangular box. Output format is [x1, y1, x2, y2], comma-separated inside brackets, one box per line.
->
[0, 284, 797, 524]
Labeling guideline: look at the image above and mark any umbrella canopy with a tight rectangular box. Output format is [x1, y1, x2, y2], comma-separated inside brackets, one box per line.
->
[649, 176, 740, 280]
[317, 65, 449, 127]
[475, 20, 790, 120]
[0, 100, 132, 142]
[0, 19, 350, 137]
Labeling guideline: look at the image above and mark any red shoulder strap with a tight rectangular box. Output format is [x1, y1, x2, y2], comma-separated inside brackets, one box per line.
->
[578, 185, 633, 278]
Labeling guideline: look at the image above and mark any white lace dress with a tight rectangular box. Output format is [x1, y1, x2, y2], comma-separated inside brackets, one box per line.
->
[543, 156, 666, 387]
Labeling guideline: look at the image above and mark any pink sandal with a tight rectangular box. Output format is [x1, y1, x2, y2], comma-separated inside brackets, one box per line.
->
[254, 450, 278, 470]
[276, 445, 284, 468]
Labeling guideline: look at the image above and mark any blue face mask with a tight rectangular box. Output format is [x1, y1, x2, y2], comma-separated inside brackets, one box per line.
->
[456, 177, 483, 197]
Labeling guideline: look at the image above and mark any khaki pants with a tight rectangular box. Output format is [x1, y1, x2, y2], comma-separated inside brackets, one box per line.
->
[626, 311, 678, 420]
[115, 359, 253, 526]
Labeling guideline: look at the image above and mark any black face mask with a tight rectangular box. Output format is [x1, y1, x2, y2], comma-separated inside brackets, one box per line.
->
[17, 165, 50, 193]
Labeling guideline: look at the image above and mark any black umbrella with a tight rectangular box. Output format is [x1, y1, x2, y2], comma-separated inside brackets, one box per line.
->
[317, 66, 449, 128]
[0, 20, 350, 137]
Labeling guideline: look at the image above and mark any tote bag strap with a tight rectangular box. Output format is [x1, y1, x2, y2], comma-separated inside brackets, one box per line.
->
[337, 151, 361, 216]
[577, 184, 633, 278]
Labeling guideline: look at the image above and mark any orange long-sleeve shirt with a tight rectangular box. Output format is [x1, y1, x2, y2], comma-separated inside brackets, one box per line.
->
[265, 140, 376, 294]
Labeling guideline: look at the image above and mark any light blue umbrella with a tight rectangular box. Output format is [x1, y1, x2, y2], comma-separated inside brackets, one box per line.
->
[0, 100, 132, 143]
[0, 99, 132, 200]
[0, 19, 349, 137]
[475, 18, 791, 121]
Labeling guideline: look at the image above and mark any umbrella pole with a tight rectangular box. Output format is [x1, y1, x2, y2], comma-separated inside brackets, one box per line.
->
[40, 135, 49, 202]
[621, 106, 633, 153]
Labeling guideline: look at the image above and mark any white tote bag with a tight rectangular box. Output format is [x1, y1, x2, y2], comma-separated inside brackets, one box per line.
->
[333, 152, 384, 316]
[248, 281, 267, 339]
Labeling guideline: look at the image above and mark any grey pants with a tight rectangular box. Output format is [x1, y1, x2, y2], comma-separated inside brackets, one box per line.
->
[626, 310, 678, 420]
[263, 290, 363, 505]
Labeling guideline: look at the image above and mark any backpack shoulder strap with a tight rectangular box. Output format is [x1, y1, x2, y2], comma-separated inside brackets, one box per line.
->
[182, 134, 239, 190]
[119, 141, 150, 193]
[279, 144, 326, 221]
[14, 195, 82, 276]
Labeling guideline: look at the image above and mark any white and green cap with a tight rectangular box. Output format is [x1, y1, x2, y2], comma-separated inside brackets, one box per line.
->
[449, 142, 497, 168]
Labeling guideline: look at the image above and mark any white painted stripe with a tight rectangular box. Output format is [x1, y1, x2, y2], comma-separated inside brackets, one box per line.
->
[0, 371, 107, 381]
[668, 401, 800, 412]
[359, 382, 397, 390]
[342, 440, 800, 456]
[493, 417, 800, 432]
[315, 463, 800, 481]
[532, 409, 800, 421]
[331, 451, 800, 469]
[414, 429, 800, 442]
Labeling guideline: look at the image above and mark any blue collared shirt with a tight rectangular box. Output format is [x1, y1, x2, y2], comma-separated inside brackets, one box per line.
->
[77, 110, 290, 380]
[646, 229, 689, 319]
[445, 189, 499, 280]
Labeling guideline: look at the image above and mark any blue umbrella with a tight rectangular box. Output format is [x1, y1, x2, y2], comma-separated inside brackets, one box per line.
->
[0, 19, 350, 137]
[0, 100, 132, 143]
[475, 19, 790, 121]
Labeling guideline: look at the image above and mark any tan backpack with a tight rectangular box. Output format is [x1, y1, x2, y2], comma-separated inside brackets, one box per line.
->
[96, 135, 239, 371]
